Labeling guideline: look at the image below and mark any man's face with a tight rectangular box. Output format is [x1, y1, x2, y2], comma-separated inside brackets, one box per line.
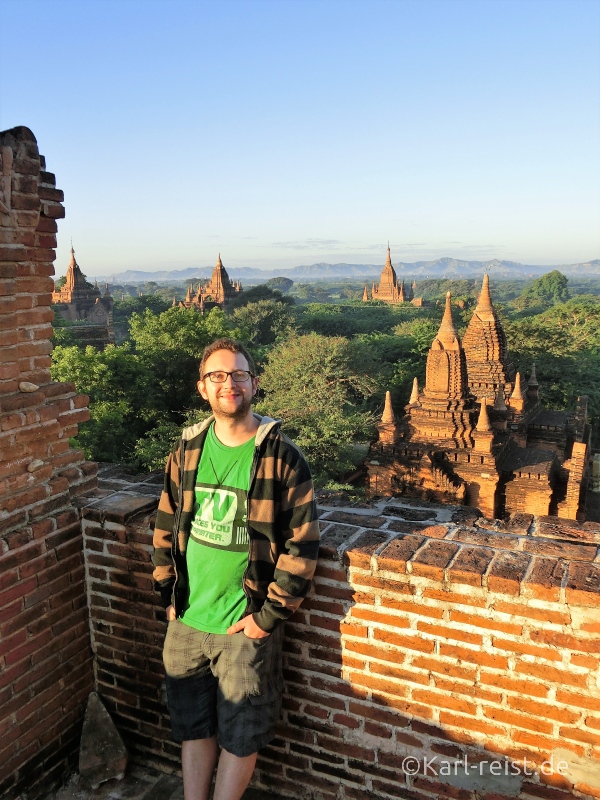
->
[197, 349, 258, 420]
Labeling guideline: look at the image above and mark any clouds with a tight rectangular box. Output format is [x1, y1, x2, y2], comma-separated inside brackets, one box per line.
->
[272, 238, 343, 250]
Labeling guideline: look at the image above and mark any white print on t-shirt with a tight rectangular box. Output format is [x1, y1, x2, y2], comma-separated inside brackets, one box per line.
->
[191, 488, 237, 546]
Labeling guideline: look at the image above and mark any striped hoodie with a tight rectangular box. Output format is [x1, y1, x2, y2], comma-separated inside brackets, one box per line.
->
[152, 414, 320, 633]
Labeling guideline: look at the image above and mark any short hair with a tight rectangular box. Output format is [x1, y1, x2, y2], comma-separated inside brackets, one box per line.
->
[199, 337, 256, 379]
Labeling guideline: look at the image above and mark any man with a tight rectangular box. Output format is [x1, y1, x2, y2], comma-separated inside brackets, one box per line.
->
[153, 337, 320, 800]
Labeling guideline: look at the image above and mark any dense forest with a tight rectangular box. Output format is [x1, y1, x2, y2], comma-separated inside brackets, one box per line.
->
[50, 271, 600, 488]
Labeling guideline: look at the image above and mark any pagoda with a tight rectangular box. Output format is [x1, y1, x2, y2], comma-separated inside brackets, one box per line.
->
[407, 292, 475, 446]
[365, 245, 404, 304]
[462, 273, 514, 403]
[363, 245, 426, 305]
[365, 279, 591, 520]
[181, 254, 242, 311]
[52, 246, 114, 345]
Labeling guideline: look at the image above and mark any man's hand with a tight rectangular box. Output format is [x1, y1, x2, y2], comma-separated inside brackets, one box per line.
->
[227, 615, 270, 639]
[166, 605, 177, 621]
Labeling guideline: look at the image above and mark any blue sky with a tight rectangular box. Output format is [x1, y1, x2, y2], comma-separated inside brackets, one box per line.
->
[2, 0, 599, 277]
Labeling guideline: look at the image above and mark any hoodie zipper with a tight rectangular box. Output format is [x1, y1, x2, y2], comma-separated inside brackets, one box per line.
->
[241, 441, 261, 616]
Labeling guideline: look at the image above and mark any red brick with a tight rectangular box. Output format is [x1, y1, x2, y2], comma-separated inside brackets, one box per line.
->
[449, 609, 522, 636]
[506, 696, 581, 725]
[417, 621, 483, 646]
[373, 628, 436, 653]
[479, 671, 550, 697]
[492, 637, 562, 662]
[487, 551, 531, 596]
[411, 655, 477, 683]
[492, 599, 570, 625]
[439, 711, 505, 738]
[530, 629, 600, 653]
[350, 607, 410, 628]
[440, 643, 508, 670]
[515, 660, 588, 689]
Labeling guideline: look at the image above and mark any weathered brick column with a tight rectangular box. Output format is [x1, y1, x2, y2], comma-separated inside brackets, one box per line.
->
[0, 126, 97, 800]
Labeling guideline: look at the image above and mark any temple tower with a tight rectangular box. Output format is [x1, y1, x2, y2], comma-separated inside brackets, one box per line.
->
[182, 254, 242, 311]
[52, 245, 101, 308]
[462, 273, 514, 403]
[370, 245, 403, 304]
[408, 292, 475, 447]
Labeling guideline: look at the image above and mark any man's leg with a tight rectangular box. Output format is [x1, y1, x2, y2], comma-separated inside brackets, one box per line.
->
[213, 749, 257, 800]
[182, 737, 219, 800]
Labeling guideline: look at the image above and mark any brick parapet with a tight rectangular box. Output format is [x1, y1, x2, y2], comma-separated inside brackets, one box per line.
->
[0, 127, 96, 800]
[78, 486, 600, 799]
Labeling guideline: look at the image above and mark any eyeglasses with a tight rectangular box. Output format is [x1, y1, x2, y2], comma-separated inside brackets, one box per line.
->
[202, 370, 255, 383]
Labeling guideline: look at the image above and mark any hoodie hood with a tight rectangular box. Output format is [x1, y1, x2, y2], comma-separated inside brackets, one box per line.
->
[181, 413, 281, 446]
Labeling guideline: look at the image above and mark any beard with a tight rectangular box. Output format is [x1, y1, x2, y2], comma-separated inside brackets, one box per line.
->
[209, 391, 253, 421]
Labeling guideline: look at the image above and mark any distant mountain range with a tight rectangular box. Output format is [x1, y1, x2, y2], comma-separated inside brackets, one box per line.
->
[97, 258, 600, 284]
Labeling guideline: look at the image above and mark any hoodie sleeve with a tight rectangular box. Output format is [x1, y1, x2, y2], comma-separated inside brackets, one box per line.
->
[152, 442, 181, 608]
[252, 439, 320, 633]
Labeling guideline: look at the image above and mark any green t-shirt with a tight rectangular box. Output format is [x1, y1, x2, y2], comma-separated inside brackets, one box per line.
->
[180, 423, 255, 634]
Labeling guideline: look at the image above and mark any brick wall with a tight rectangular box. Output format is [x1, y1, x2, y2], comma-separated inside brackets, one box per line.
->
[81, 490, 600, 800]
[0, 126, 97, 800]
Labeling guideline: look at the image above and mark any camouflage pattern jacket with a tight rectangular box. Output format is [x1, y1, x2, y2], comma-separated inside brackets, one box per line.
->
[152, 415, 320, 633]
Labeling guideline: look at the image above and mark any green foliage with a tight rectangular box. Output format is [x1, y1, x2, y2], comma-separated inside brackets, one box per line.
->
[289, 283, 332, 303]
[54, 276, 67, 291]
[295, 303, 396, 337]
[50, 276, 600, 471]
[129, 306, 233, 415]
[265, 276, 294, 293]
[50, 344, 155, 461]
[112, 295, 171, 323]
[514, 270, 570, 309]
[133, 409, 212, 471]
[255, 333, 377, 485]
[230, 284, 294, 309]
[51, 326, 79, 346]
[506, 296, 600, 441]
[232, 300, 295, 348]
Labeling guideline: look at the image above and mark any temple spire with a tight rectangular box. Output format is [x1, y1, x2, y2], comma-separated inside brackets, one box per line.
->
[493, 383, 507, 412]
[476, 273, 493, 315]
[377, 390, 397, 445]
[527, 362, 540, 402]
[476, 399, 492, 432]
[508, 372, 525, 413]
[436, 292, 459, 347]
[528, 362, 538, 387]
[511, 372, 524, 400]
[409, 377, 419, 405]
[381, 391, 395, 424]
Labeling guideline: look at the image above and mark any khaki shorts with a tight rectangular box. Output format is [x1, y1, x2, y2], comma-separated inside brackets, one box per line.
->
[163, 619, 284, 758]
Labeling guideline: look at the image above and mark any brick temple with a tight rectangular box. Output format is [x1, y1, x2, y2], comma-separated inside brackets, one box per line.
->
[362, 245, 424, 306]
[178, 252, 242, 312]
[366, 275, 591, 520]
[51, 246, 114, 346]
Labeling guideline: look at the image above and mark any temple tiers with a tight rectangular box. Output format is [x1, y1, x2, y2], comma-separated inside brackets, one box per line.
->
[407, 292, 476, 447]
[462, 273, 514, 403]
[366, 278, 591, 520]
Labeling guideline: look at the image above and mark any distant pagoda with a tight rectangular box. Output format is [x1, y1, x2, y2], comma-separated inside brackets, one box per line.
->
[180, 253, 242, 312]
[52, 245, 114, 346]
[363, 245, 424, 306]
